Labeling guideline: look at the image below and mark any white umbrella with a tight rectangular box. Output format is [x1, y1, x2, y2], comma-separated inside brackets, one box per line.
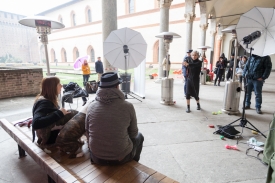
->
[236, 7, 275, 56]
[103, 27, 147, 70]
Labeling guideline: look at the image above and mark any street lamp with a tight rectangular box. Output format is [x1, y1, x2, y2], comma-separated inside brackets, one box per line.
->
[221, 25, 241, 114]
[155, 32, 181, 105]
[197, 46, 211, 85]
[19, 16, 65, 76]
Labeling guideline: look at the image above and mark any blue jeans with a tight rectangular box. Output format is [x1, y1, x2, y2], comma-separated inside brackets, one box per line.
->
[245, 79, 264, 109]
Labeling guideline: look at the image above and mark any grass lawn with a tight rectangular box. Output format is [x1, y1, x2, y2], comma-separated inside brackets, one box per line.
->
[43, 67, 174, 87]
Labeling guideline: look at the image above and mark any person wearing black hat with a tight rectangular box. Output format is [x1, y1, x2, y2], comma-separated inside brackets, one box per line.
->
[226, 53, 235, 81]
[214, 56, 227, 86]
[182, 49, 193, 96]
[86, 72, 144, 165]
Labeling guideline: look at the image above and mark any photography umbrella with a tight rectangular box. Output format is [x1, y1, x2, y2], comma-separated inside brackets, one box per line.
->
[103, 27, 147, 70]
[236, 7, 275, 56]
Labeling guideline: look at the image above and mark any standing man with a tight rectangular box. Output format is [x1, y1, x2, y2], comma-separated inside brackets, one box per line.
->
[243, 55, 272, 114]
[226, 54, 235, 81]
[95, 57, 103, 82]
[182, 49, 193, 96]
[162, 54, 171, 77]
[86, 72, 144, 165]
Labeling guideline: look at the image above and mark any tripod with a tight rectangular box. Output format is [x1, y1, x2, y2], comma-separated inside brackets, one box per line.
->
[215, 47, 266, 138]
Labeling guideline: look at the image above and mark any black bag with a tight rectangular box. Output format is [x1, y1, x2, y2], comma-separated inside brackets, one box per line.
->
[213, 125, 240, 139]
[85, 80, 98, 94]
[214, 67, 218, 74]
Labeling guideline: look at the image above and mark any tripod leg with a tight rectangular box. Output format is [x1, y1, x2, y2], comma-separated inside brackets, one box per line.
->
[128, 93, 142, 102]
[245, 120, 267, 138]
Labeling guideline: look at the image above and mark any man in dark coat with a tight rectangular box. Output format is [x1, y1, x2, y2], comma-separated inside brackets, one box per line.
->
[182, 49, 193, 96]
[95, 57, 104, 82]
[183, 50, 202, 113]
[226, 54, 235, 81]
[242, 54, 272, 114]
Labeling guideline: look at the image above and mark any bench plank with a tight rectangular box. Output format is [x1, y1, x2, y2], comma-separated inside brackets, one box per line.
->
[0, 118, 179, 183]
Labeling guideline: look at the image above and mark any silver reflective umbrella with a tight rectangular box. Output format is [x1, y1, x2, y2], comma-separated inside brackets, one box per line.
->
[103, 27, 147, 70]
[236, 7, 275, 56]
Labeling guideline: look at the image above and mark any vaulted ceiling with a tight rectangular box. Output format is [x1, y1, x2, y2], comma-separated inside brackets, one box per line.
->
[203, 0, 275, 28]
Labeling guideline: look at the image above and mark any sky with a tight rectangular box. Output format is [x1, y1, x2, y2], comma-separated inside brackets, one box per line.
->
[0, 0, 72, 16]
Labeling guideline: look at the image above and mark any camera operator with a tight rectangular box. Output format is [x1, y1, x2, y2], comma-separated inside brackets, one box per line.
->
[243, 54, 272, 114]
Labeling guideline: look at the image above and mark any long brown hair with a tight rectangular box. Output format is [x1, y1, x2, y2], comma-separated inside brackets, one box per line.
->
[35, 77, 60, 108]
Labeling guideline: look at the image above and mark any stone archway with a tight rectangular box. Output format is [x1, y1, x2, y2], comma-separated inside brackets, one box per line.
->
[61, 48, 67, 62]
[87, 45, 95, 62]
[153, 40, 159, 64]
[50, 48, 55, 63]
[73, 47, 79, 62]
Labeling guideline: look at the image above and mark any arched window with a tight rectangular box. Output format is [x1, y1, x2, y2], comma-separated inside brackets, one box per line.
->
[71, 11, 76, 26]
[153, 40, 159, 64]
[88, 9, 92, 22]
[61, 48, 67, 62]
[87, 45, 95, 62]
[73, 47, 79, 61]
[51, 49, 56, 63]
[58, 15, 63, 23]
[129, 0, 135, 14]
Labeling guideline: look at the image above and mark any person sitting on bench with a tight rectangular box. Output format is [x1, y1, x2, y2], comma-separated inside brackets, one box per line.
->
[85, 72, 144, 165]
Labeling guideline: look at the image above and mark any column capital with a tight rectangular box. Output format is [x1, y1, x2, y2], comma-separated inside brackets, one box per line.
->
[184, 12, 196, 22]
[158, 0, 173, 8]
[209, 30, 217, 36]
[217, 34, 224, 41]
[199, 24, 208, 31]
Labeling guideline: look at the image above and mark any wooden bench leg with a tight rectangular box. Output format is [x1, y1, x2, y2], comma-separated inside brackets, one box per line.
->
[18, 145, 26, 158]
[48, 175, 56, 183]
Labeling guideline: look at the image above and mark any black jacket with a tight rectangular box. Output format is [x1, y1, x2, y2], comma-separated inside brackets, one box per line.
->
[32, 99, 64, 129]
[95, 61, 103, 73]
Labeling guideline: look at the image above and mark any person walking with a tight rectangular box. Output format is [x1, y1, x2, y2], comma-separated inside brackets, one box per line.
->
[182, 49, 193, 96]
[82, 59, 91, 85]
[162, 54, 171, 77]
[183, 50, 202, 113]
[242, 54, 272, 114]
[214, 56, 227, 86]
[236, 55, 248, 90]
[95, 57, 103, 82]
[86, 72, 144, 165]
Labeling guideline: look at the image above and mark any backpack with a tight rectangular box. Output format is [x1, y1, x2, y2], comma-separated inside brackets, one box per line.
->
[85, 80, 98, 93]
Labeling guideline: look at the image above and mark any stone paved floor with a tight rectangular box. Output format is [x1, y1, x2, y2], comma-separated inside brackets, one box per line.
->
[0, 72, 274, 183]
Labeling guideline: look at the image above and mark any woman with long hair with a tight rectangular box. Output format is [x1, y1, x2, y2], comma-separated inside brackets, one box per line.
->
[183, 50, 202, 113]
[32, 77, 71, 144]
[237, 55, 248, 90]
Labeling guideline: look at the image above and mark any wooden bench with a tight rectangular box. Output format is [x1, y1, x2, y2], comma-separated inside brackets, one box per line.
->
[0, 118, 179, 183]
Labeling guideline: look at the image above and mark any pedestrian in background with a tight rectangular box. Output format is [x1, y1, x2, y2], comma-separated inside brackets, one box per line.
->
[214, 56, 227, 86]
[236, 55, 247, 91]
[82, 59, 91, 85]
[226, 54, 235, 81]
[162, 54, 171, 78]
[182, 49, 193, 96]
[183, 50, 202, 113]
[95, 57, 103, 82]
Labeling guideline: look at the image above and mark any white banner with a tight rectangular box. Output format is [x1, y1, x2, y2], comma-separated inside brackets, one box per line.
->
[133, 59, 146, 98]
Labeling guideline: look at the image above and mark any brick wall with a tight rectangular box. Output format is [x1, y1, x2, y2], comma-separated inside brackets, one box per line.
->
[0, 68, 43, 99]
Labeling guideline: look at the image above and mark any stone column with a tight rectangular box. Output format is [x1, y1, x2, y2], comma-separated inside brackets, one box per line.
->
[102, 0, 117, 73]
[199, 24, 208, 47]
[184, 12, 196, 51]
[209, 30, 216, 70]
[157, 0, 173, 79]
[213, 34, 223, 67]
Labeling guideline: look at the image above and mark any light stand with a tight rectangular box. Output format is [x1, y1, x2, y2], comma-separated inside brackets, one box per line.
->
[19, 16, 65, 76]
[214, 42, 266, 138]
[121, 45, 142, 102]
[155, 32, 181, 105]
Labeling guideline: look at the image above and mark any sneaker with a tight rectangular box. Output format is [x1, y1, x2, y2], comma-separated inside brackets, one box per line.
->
[256, 108, 262, 114]
[244, 106, 250, 109]
[186, 108, 191, 113]
[82, 101, 87, 106]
